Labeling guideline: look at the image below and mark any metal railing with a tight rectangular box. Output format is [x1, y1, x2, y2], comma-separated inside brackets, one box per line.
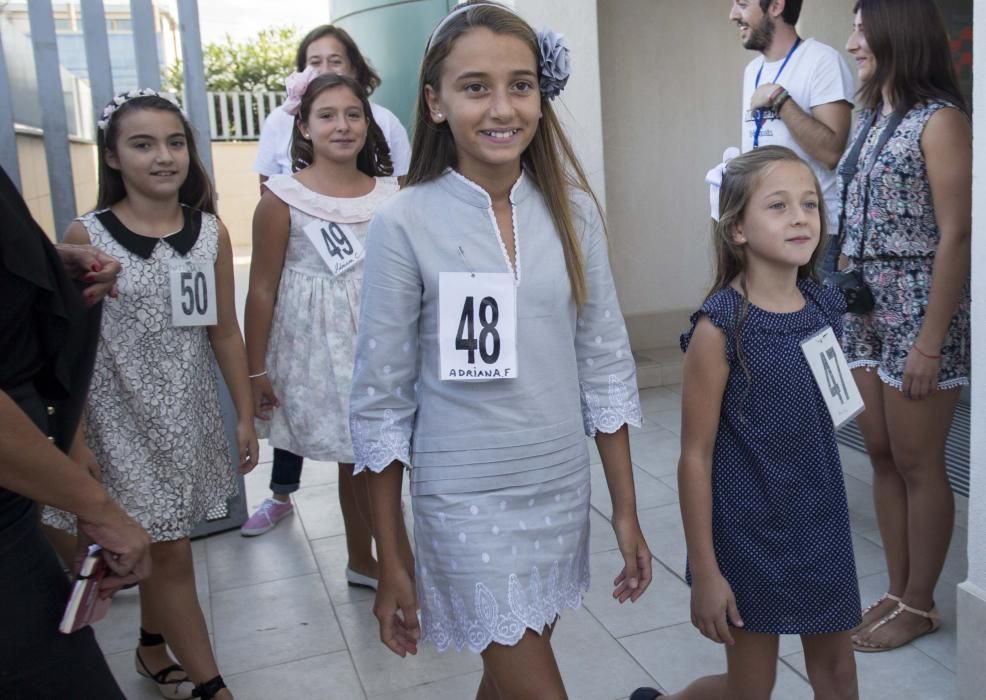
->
[206, 90, 285, 141]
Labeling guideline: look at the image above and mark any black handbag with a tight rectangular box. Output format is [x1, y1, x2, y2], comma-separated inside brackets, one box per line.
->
[824, 106, 905, 314]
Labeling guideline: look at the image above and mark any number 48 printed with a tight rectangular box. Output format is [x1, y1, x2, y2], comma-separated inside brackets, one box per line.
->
[456, 296, 501, 365]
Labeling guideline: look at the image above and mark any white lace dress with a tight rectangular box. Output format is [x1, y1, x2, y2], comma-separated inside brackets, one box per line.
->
[44, 208, 234, 541]
[350, 170, 642, 653]
[257, 175, 398, 461]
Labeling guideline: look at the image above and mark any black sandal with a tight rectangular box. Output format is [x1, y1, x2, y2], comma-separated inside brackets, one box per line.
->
[630, 688, 665, 700]
[135, 628, 195, 699]
[193, 675, 227, 699]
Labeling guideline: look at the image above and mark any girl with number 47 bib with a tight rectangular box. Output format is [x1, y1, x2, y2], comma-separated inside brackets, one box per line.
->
[45, 90, 259, 700]
[350, 3, 653, 698]
[244, 72, 411, 584]
[633, 147, 861, 700]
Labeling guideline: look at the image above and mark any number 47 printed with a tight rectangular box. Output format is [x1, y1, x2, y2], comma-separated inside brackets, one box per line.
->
[800, 327, 865, 429]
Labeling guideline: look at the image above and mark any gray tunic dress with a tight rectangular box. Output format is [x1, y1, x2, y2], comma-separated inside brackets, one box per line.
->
[350, 170, 641, 653]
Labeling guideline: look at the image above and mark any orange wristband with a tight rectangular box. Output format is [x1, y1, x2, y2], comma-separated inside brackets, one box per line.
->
[913, 344, 941, 360]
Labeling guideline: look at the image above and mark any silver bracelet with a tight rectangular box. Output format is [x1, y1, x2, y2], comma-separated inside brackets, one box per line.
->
[248, 370, 268, 379]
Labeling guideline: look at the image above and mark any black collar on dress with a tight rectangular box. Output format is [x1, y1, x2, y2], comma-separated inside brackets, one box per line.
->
[96, 206, 201, 259]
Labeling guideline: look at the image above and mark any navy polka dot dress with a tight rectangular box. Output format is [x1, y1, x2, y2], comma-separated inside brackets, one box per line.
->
[680, 280, 861, 635]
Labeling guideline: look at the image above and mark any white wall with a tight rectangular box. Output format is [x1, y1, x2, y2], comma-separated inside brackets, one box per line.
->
[598, 0, 747, 336]
[967, 0, 985, 591]
[959, 4, 986, 694]
[597, 0, 858, 346]
[957, 1, 984, 695]
[513, 0, 607, 206]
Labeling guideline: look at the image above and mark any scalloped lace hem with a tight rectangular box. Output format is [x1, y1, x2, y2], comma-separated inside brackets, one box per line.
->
[351, 410, 412, 474]
[580, 375, 644, 437]
[420, 559, 590, 654]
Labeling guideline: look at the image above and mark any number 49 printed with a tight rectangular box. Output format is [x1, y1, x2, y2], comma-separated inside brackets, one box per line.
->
[303, 220, 364, 276]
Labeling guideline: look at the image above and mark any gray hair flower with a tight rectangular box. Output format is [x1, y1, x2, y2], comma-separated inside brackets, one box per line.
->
[536, 29, 570, 100]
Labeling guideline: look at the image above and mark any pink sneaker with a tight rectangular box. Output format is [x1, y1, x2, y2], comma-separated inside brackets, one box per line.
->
[240, 498, 294, 536]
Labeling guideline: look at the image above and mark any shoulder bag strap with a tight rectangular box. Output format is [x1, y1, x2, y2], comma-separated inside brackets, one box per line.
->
[836, 107, 906, 259]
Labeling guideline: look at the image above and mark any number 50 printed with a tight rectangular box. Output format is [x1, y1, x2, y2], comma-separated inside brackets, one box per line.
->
[169, 261, 217, 327]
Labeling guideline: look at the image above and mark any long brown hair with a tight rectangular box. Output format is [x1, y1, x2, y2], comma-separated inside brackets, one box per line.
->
[290, 73, 393, 176]
[96, 95, 216, 214]
[708, 146, 826, 387]
[295, 25, 382, 96]
[407, 1, 599, 306]
[853, 0, 968, 113]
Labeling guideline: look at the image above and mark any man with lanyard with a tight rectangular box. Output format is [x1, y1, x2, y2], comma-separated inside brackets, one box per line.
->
[731, 0, 854, 255]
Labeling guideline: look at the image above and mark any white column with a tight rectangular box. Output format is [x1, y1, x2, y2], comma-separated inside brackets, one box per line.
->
[512, 0, 606, 207]
[958, 1, 986, 697]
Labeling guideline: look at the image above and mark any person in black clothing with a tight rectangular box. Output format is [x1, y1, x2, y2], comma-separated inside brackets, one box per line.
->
[0, 166, 151, 699]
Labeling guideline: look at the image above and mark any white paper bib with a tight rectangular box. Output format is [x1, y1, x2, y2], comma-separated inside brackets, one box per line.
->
[169, 260, 217, 327]
[439, 272, 518, 381]
[303, 220, 364, 276]
[801, 326, 865, 429]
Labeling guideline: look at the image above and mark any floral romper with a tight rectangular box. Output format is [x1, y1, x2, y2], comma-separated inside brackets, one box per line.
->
[839, 101, 971, 390]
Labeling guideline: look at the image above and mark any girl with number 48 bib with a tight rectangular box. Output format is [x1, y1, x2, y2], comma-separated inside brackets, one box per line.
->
[350, 3, 653, 698]
[44, 90, 259, 700]
[633, 147, 862, 700]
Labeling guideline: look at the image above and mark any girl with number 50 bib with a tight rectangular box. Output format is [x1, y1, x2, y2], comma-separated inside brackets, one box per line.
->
[634, 147, 861, 700]
[45, 90, 259, 700]
[350, 4, 652, 698]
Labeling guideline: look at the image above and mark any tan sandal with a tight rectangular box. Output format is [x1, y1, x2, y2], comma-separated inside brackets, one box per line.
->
[853, 601, 940, 653]
[851, 592, 902, 635]
[861, 592, 902, 616]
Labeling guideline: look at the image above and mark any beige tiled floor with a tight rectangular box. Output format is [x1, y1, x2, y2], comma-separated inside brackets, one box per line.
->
[94, 387, 965, 699]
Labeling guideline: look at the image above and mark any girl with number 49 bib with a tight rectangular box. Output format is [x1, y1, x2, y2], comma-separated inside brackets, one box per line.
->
[633, 147, 862, 700]
[350, 3, 653, 698]
[45, 90, 259, 700]
[244, 73, 410, 585]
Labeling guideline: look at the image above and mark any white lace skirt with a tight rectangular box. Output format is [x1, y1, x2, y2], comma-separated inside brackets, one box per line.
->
[412, 460, 591, 653]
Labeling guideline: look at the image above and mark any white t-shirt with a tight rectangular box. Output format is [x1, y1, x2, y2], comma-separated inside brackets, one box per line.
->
[741, 37, 855, 231]
[253, 101, 411, 177]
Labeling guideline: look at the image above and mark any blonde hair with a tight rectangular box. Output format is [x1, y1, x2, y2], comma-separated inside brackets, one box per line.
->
[707, 146, 827, 390]
[407, 1, 601, 306]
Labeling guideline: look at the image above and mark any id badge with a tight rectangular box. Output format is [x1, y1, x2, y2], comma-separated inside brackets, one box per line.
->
[303, 220, 364, 276]
[169, 260, 217, 327]
[800, 326, 865, 429]
[439, 272, 517, 381]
